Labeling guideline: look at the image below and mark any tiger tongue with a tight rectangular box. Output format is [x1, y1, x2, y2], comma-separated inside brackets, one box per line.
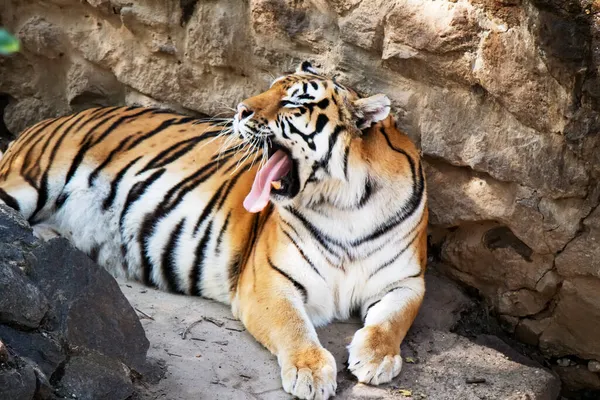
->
[243, 150, 292, 213]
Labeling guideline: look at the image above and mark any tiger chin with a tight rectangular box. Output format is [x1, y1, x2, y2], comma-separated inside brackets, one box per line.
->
[0, 62, 427, 400]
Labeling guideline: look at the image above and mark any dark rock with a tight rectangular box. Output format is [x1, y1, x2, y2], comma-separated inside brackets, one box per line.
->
[0, 204, 156, 398]
[28, 238, 149, 371]
[0, 325, 65, 378]
[0, 205, 38, 247]
[57, 355, 134, 400]
[0, 262, 48, 328]
[0, 357, 37, 400]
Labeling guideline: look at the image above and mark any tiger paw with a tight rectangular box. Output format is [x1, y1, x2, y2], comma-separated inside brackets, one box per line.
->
[347, 326, 403, 385]
[279, 346, 337, 400]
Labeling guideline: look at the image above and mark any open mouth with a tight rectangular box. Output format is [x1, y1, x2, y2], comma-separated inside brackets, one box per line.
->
[243, 143, 300, 213]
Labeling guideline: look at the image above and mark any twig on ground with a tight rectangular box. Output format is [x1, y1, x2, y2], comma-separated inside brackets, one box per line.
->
[204, 316, 224, 327]
[135, 308, 154, 321]
[465, 378, 486, 384]
[181, 318, 204, 339]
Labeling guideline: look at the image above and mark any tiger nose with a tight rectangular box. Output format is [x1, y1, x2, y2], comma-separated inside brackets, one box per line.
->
[237, 104, 253, 120]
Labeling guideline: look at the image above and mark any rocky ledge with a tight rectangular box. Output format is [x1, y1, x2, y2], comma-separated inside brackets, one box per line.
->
[0, 204, 561, 399]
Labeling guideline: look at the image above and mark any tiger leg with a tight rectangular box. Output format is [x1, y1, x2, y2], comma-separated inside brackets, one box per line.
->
[234, 256, 337, 400]
[348, 275, 425, 385]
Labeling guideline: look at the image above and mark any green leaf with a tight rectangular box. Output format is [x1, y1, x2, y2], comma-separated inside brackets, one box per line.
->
[0, 29, 20, 55]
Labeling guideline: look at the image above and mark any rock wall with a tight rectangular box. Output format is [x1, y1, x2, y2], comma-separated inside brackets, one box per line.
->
[1, 0, 599, 392]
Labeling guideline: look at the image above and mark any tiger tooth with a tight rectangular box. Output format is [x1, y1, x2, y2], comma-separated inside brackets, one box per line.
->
[271, 180, 282, 190]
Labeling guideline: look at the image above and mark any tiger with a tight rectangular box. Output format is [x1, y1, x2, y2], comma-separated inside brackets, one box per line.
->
[0, 62, 427, 400]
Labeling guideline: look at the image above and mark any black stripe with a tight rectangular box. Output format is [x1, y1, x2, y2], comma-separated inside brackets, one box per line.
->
[161, 219, 186, 293]
[215, 167, 248, 209]
[139, 136, 209, 173]
[192, 181, 228, 234]
[280, 227, 323, 279]
[102, 156, 142, 211]
[364, 286, 411, 319]
[315, 114, 329, 133]
[30, 113, 85, 222]
[320, 125, 343, 173]
[190, 220, 213, 296]
[267, 255, 307, 302]
[120, 168, 166, 233]
[65, 108, 155, 187]
[342, 142, 350, 180]
[214, 212, 231, 257]
[368, 231, 421, 279]
[356, 179, 374, 208]
[124, 116, 195, 152]
[351, 162, 424, 246]
[365, 299, 381, 316]
[283, 206, 343, 258]
[89, 117, 194, 185]
[349, 127, 425, 246]
[0, 188, 20, 211]
[230, 213, 260, 291]
[137, 151, 237, 285]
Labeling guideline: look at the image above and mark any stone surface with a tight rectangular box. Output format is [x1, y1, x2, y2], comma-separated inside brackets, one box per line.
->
[58, 355, 135, 400]
[0, 263, 48, 328]
[29, 238, 150, 371]
[0, 357, 37, 400]
[539, 278, 600, 360]
[1, 0, 599, 391]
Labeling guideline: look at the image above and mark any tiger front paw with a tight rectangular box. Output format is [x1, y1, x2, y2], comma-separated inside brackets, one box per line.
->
[279, 346, 337, 400]
[347, 326, 403, 385]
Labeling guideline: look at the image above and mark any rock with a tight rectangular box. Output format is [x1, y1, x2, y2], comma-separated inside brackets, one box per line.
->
[57, 355, 134, 400]
[0, 325, 65, 378]
[515, 318, 551, 346]
[0, 205, 155, 398]
[17, 16, 67, 59]
[28, 238, 149, 371]
[419, 88, 589, 198]
[554, 364, 600, 391]
[0, 359, 37, 400]
[0, 263, 48, 328]
[413, 272, 473, 331]
[0, 340, 8, 363]
[440, 222, 554, 294]
[555, 206, 600, 279]
[66, 58, 124, 110]
[539, 278, 600, 360]
[589, 360, 600, 373]
[425, 159, 586, 254]
[473, 25, 570, 133]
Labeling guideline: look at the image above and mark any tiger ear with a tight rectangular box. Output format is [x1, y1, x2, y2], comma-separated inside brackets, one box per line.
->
[353, 94, 391, 129]
[296, 61, 320, 75]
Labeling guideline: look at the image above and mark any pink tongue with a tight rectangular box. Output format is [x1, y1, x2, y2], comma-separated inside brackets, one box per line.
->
[243, 150, 292, 213]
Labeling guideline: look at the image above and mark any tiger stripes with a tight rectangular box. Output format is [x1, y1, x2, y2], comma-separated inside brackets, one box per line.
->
[0, 62, 427, 400]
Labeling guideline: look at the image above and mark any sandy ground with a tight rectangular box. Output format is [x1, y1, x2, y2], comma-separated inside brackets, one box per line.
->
[118, 273, 560, 400]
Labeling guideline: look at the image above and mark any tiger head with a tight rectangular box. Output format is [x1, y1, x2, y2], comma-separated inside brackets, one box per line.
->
[235, 61, 391, 213]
